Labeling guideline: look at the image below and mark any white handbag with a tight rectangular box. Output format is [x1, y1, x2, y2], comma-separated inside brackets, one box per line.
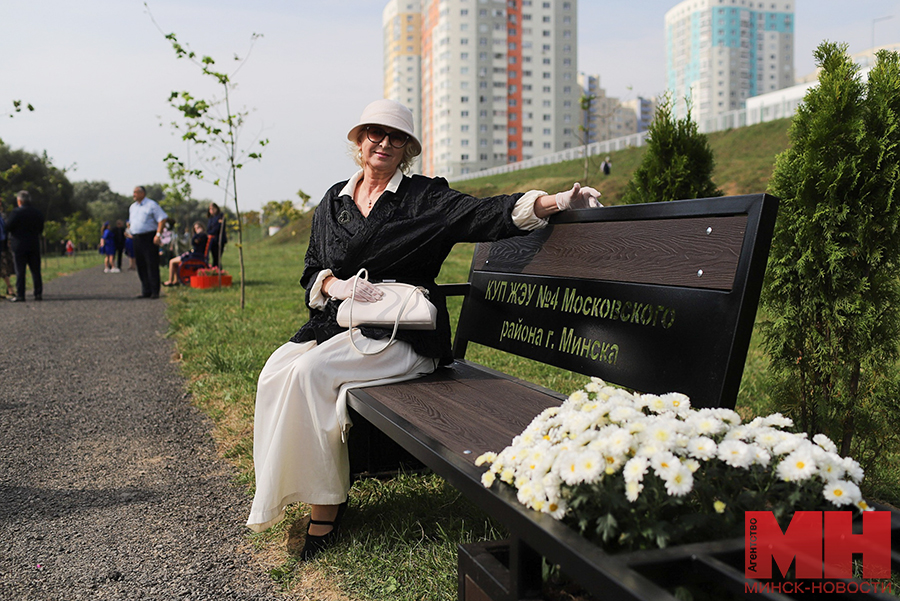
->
[336, 268, 438, 355]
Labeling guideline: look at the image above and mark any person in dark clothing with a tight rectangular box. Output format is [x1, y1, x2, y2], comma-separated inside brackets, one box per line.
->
[113, 220, 127, 270]
[6, 190, 45, 302]
[127, 186, 168, 299]
[162, 221, 207, 286]
[0, 199, 15, 297]
[246, 99, 602, 558]
[206, 203, 226, 269]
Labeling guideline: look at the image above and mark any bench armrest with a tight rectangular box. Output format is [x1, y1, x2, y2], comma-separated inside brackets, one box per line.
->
[438, 282, 470, 297]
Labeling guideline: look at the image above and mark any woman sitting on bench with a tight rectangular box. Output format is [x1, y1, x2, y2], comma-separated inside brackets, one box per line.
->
[162, 221, 207, 286]
[246, 99, 602, 559]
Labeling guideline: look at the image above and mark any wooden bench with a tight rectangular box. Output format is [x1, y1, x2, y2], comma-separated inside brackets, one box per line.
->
[347, 193, 785, 600]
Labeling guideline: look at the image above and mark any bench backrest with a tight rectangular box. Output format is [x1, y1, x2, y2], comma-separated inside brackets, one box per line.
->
[453, 193, 778, 409]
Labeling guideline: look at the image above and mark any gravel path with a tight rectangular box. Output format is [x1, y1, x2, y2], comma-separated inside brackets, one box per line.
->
[0, 266, 281, 601]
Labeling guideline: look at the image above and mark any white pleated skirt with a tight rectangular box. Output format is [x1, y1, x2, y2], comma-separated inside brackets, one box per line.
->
[246, 330, 437, 532]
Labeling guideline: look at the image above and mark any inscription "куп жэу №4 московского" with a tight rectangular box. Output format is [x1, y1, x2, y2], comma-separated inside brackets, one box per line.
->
[484, 278, 678, 366]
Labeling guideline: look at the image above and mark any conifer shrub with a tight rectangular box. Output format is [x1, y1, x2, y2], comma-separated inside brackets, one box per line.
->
[762, 42, 900, 498]
[621, 93, 721, 204]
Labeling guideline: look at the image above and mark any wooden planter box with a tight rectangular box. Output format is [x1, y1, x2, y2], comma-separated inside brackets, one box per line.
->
[190, 274, 232, 289]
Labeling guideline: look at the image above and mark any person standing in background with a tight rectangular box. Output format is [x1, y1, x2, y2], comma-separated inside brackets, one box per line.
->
[113, 219, 126, 271]
[6, 190, 45, 303]
[99, 221, 117, 273]
[127, 186, 168, 299]
[206, 203, 226, 269]
[0, 199, 15, 297]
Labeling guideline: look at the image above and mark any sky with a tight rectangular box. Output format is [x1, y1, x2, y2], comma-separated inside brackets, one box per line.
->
[2, 0, 900, 213]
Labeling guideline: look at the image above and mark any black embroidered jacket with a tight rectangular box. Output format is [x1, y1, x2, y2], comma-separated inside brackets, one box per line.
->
[289, 173, 531, 363]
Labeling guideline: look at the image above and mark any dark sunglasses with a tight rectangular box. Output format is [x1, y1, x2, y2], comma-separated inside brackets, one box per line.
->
[365, 126, 410, 149]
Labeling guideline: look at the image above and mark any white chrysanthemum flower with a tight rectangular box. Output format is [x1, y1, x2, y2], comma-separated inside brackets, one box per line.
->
[813, 433, 838, 454]
[625, 480, 644, 502]
[760, 413, 793, 428]
[687, 414, 726, 436]
[516, 481, 537, 506]
[579, 400, 600, 413]
[562, 412, 593, 438]
[717, 439, 754, 469]
[609, 406, 640, 424]
[724, 425, 753, 441]
[475, 452, 497, 467]
[603, 426, 633, 456]
[661, 392, 691, 414]
[772, 433, 804, 456]
[542, 471, 562, 495]
[585, 381, 602, 394]
[817, 454, 845, 482]
[627, 420, 647, 435]
[776, 450, 817, 482]
[823, 480, 861, 507]
[842, 457, 864, 483]
[623, 456, 649, 483]
[500, 467, 515, 484]
[481, 470, 496, 487]
[751, 445, 771, 467]
[664, 464, 694, 496]
[684, 458, 701, 473]
[643, 394, 668, 414]
[636, 441, 664, 458]
[545, 498, 567, 519]
[644, 418, 679, 449]
[687, 436, 717, 461]
[575, 449, 604, 484]
[651, 451, 680, 478]
[713, 408, 742, 425]
[603, 452, 626, 475]
[567, 389, 589, 405]
[573, 429, 599, 448]
[555, 451, 583, 485]
[752, 427, 782, 449]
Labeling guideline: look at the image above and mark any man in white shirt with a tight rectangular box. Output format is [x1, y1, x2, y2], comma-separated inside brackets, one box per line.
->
[128, 186, 168, 299]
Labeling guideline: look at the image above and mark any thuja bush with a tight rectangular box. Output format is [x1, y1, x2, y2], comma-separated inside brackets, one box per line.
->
[762, 42, 900, 492]
[621, 93, 721, 204]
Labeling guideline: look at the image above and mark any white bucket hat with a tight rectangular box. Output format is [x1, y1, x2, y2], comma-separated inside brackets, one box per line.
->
[347, 99, 421, 157]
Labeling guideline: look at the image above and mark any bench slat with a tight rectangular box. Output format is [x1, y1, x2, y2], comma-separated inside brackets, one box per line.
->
[474, 215, 748, 291]
[356, 361, 562, 460]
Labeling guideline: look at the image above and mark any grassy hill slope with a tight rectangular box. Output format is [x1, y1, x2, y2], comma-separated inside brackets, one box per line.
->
[452, 117, 792, 203]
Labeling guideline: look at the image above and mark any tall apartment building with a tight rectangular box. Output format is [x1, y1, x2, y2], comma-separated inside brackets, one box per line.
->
[577, 73, 640, 145]
[665, 0, 794, 123]
[384, 0, 579, 178]
[383, 0, 424, 165]
[621, 97, 656, 132]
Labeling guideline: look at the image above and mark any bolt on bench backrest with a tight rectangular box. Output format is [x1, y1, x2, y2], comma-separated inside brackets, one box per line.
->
[453, 193, 778, 410]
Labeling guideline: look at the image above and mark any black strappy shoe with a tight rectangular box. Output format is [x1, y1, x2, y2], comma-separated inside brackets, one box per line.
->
[300, 501, 348, 561]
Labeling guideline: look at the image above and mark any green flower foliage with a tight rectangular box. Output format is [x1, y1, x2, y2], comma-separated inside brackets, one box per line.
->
[622, 93, 721, 204]
[762, 42, 900, 472]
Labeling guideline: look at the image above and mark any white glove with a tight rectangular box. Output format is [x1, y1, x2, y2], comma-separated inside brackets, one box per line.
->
[325, 275, 384, 303]
[555, 183, 602, 211]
